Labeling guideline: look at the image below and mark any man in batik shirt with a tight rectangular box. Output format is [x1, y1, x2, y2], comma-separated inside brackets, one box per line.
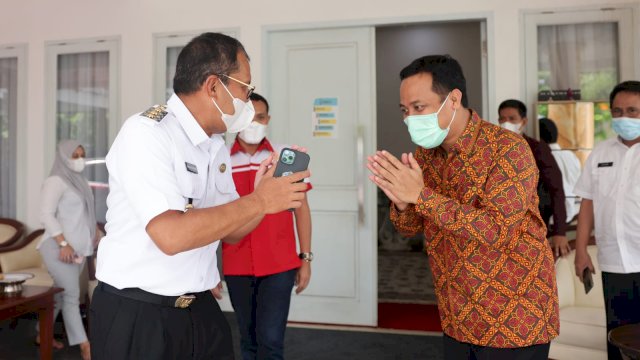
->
[367, 55, 559, 360]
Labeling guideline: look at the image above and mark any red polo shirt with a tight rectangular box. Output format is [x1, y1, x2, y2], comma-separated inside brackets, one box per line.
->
[222, 138, 311, 276]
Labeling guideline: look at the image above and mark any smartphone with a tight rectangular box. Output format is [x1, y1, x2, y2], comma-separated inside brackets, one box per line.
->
[274, 148, 310, 182]
[274, 148, 310, 211]
[582, 267, 594, 294]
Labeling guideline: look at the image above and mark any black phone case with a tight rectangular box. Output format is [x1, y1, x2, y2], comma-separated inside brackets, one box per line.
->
[274, 148, 310, 180]
[583, 268, 594, 294]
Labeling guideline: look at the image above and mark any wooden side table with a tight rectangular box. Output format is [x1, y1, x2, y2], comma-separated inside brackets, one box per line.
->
[609, 323, 640, 360]
[0, 286, 64, 360]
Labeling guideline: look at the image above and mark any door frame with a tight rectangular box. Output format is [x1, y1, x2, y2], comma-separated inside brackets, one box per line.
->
[260, 13, 494, 325]
[262, 12, 495, 120]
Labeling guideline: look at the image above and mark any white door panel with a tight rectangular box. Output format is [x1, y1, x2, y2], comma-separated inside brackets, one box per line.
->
[307, 189, 358, 212]
[300, 212, 357, 298]
[264, 26, 377, 325]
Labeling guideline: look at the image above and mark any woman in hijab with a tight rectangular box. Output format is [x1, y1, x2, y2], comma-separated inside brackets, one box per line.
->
[38, 140, 96, 360]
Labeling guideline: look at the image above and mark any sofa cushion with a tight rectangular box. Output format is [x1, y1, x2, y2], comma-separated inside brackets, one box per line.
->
[555, 246, 604, 308]
[21, 267, 54, 287]
[555, 306, 607, 351]
[0, 234, 43, 273]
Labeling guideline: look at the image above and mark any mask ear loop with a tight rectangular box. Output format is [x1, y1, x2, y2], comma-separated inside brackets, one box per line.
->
[446, 108, 457, 130]
[211, 79, 235, 115]
[436, 92, 452, 115]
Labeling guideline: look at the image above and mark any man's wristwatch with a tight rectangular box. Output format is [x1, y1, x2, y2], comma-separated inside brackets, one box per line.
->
[59, 240, 69, 248]
[299, 252, 314, 263]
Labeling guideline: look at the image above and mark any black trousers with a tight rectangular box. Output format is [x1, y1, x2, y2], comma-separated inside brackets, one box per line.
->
[602, 271, 640, 360]
[89, 282, 234, 360]
[443, 334, 550, 360]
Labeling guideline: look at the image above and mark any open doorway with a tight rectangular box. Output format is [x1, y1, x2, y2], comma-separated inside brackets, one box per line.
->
[375, 20, 486, 331]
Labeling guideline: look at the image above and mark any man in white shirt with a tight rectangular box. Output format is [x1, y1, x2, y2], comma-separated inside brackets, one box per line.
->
[91, 33, 309, 360]
[574, 80, 640, 360]
[538, 117, 582, 223]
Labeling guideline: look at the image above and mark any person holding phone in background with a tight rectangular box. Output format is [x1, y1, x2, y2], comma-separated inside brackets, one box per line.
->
[223, 92, 312, 360]
[573, 80, 640, 360]
[39, 140, 98, 360]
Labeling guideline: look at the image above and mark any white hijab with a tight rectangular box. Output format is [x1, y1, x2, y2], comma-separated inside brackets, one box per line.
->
[50, 140, 96, 240]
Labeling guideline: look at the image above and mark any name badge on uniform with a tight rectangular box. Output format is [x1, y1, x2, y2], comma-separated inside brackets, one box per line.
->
[597, 162, 613, 168]
[185, 162, 198, 174]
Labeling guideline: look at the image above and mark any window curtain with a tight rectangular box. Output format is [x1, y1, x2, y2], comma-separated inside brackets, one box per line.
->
[538, 22, 618, 100]
[56, 51, 109, 222]
[0, 57, 17, 217]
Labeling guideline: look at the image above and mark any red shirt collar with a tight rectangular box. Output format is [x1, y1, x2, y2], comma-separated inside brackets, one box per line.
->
[230, 137, 275, 155]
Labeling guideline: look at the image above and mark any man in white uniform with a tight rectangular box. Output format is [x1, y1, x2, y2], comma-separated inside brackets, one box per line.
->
[90, 33, 309, 360]
[574, 80, 640, 360]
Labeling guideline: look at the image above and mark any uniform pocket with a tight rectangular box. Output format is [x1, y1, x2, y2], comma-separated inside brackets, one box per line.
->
[593, 167, 616, 198]
[215, 175, 236, 194]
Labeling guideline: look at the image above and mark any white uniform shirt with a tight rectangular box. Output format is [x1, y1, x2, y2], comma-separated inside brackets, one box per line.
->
[549, 143, 582, 222]
[39, 176, 93, 256]
[573, 137, 640, 273]
[96, 94, 239, 296]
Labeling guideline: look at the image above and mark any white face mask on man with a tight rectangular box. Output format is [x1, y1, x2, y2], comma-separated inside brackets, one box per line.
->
[500, 121, 524, 135]
[238, 121, 268, 144]
[211, 80, 256, 133]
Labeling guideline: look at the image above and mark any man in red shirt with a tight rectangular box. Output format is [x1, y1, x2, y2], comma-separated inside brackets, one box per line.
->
[223, 93, 312, 360]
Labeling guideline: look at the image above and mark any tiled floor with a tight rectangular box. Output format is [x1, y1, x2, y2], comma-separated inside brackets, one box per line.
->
[0, 313, 444, 360]
[378, 250, 436, 304]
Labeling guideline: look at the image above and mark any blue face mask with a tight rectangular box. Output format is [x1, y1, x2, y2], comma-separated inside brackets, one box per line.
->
[612, 117, 640, 141]
[403, 93, 456, 149]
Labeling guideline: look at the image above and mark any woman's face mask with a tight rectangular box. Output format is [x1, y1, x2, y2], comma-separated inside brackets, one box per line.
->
[211, 80, 256, 134]
[403, 92, 456, 149]
[66, 157, 85, 173]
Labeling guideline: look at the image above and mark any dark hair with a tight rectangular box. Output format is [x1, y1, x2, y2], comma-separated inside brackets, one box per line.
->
[609, 80, 640, 108]
[538, 117, 558, 144]
[173, 32, 249, 95]
[399, 55, 468, 107]
[249, 92, 269, 113]
[498, 99, 527, 118]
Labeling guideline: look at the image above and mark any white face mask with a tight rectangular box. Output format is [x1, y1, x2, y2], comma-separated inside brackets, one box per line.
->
[67, 158, 85, 173]
[211, 81, 256, 133]
[238, 121, 268, 144]
[500, 121, 523, 135]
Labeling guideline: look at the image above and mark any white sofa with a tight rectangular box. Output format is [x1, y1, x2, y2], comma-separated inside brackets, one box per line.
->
[0, 229, 91, 302]
[550, 245, 607, 360]
[0, 230, 54, 287]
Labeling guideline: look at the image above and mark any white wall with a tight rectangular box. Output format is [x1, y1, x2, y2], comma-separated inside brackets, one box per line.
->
[0, 0, 637, 229]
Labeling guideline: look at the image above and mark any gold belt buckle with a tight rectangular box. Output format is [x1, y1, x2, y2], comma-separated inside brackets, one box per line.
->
[174, 294, 196, 308]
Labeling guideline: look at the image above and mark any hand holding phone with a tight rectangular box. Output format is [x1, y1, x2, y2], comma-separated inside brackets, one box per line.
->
[274, 148, 310, 211]
[582, 267, 594, 294]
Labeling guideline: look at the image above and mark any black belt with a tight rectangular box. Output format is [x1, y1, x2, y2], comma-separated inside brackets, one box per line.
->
[99, 282, 198, 309]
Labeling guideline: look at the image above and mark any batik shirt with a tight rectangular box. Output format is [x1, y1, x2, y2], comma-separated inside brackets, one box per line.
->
[390, 110, 559, 348]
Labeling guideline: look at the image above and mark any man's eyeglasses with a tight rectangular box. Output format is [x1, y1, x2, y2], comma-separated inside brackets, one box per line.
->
[218, 74, 255, 99]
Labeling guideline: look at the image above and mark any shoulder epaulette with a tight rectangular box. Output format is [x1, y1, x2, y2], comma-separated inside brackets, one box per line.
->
[141, 104, 168, 122]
